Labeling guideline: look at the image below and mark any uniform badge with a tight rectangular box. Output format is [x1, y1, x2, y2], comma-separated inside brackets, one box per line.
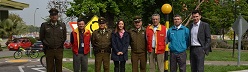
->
[60, 27, 63, 30]
[46, 28, 50, 30]
[142, 32, 144, 34]
[160, 34, 164, 36]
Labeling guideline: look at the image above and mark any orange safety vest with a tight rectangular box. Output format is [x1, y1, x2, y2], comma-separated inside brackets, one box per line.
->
[146, 24, 166, 54]
[72, 28, 91, 55]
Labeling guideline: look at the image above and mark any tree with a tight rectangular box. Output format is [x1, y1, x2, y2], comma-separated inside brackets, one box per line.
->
[0, 13, 28, 40]
[47, 0, 73, 32]
[27, 25, 40, 33]
[66, 0, 248, 32]
[66, 0, 148, 29]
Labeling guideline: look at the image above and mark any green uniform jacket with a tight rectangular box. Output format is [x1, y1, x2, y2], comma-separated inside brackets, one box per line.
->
[128, 27, 147, 53]
[91, 29, 112, 54]
[39, 21, 67, 49]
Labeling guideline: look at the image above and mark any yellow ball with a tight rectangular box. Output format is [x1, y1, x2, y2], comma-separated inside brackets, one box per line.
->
[161, 4, 172, 14]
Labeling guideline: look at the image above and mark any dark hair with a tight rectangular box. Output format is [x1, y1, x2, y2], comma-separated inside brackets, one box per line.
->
[115, 19, 125, 33]
[173, 14, 182, 20]
[192, 10, 201, 15]
[77, 18, 84, 23]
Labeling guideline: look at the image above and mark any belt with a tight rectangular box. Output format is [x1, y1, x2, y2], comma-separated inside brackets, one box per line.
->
[46, 46, 62, 50]
[97, 50, 109, 53]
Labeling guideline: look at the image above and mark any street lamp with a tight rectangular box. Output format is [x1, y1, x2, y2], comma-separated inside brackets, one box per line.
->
[34, 8, 39, 27]
[161, 4, 172, 72]
[34, 8, 39, 36]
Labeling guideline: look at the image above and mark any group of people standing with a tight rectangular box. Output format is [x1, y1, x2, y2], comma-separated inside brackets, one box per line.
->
[40, 8, 211, 72]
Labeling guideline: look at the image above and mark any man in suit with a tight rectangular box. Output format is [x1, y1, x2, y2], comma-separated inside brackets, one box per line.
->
[190, 10, 211, 72]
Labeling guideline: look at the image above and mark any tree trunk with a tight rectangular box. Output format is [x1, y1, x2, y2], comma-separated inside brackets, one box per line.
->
[8, 34, 13, 41]
[101, 11, 115, 30]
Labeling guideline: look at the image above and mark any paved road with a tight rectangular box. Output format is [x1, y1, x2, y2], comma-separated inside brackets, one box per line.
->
[0, 50, 15, 58]
[0, 49, 72, 72]
[0, 58, 72, 72]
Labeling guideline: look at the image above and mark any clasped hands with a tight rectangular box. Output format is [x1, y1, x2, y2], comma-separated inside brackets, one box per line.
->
[117, 52, 123, 55]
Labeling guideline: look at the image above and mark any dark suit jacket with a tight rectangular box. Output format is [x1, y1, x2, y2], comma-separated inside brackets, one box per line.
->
[190, 21, 211, 55]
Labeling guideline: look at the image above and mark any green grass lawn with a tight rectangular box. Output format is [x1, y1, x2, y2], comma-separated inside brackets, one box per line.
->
[62, 48, 248, 71]
[63, 62, 248, 72]
[204, 48, 248, 61]
[64, 48, 248, 61]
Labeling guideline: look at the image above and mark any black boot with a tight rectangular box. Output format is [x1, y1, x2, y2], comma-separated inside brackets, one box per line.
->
[114, 67, 119, 72]
[120, 68, 125, 72]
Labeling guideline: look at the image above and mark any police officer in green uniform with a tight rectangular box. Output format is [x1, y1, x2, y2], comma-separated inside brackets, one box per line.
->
[128, 16, 147, 72]
[39, 8, 67, 72]
[91, 17, 112, 72]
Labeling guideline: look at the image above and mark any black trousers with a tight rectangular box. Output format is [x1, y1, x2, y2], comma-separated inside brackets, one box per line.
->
[190, 46, 205, 72]
[114, 61, 126, 72]
[170, 51, 187, 72]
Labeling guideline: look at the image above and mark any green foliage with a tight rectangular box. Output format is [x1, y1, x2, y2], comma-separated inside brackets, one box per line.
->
[27, 37, 37, 44]
[27, 25, 40, 33]
[0, 13, 28, 39]
[66, 0, 248, 33]
[226, 29, 234, 40]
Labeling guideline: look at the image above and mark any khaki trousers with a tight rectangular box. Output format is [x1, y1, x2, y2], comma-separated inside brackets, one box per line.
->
[46, 49, 63, 72]
[148, 49, 164, 72]
[95, 53, 110, 72]
[131, 52, 147, 72]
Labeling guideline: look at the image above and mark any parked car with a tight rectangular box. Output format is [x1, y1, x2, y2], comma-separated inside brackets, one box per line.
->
[31, 41, 43, 51]
[30, 40, 71, 50]
[8, 38, 32, 51]
[64, 40, 72, 49]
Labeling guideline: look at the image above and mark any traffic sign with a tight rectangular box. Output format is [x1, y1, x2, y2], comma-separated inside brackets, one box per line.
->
[85, 15, 99, 33]
[232, 14, 248, 66]
[232, 15, 248, 36]
[69, 15, 99, 33]
[69, 22, 77, 30]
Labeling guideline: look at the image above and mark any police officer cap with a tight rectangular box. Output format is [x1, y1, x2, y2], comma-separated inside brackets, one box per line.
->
[49, 8, 59, 16]
[133, 16, 142, 22]
[98, 17, 106, 24]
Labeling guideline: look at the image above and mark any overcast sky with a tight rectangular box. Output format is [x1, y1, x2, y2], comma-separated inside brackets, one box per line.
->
[10, 0, 73, 27]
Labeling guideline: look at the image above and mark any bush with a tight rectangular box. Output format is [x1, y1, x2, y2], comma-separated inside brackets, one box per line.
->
[211, 39, 232, 49]
[235, 39, 248, 50]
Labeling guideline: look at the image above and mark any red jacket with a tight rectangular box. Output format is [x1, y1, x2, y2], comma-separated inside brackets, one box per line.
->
[71, 28, 91, 55]
[146, 24, 166, 54]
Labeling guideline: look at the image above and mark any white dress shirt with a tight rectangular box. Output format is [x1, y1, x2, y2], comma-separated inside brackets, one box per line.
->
[152, 25, 158, 48]
[191, 20, 201, 46]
